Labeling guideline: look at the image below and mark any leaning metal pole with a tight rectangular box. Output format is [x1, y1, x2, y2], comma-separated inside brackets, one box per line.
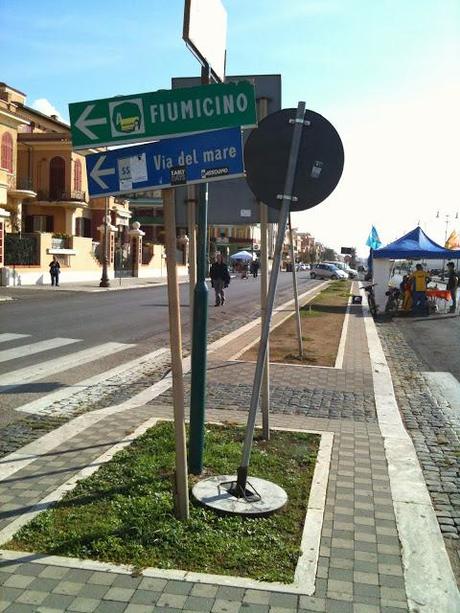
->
[236, 101, 306, 493]
[288, 213, 303, 358]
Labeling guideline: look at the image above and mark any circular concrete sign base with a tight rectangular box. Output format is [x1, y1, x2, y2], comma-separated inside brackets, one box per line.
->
[192, 475, 288, 516]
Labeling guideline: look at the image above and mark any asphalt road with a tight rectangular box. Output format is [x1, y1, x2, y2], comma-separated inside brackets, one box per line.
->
[0, 273, 318, 347]
[394, 314, 460, 381]
[0, 273, 320, 422]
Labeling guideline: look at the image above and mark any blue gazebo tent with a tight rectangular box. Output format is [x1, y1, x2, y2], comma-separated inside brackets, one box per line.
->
[373, 226, 460, 260]
[370, 226, 460, 310]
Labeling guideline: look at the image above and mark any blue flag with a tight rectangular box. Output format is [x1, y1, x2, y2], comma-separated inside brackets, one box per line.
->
[366, 226, 382, 250]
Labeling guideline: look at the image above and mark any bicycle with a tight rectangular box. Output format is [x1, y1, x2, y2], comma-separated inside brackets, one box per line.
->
[384, 286, 401, 318]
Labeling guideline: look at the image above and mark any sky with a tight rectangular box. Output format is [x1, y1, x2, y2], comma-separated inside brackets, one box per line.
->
[1, 0, 459, 256]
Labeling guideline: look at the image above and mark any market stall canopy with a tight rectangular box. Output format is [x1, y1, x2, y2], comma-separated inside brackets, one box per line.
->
[373, 226, 460, 260]
[230, 250, 254, 260]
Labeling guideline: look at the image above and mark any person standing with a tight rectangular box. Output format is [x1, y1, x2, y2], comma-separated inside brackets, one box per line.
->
[410, 263, 430, 315]
[400, 274, 413, 312]
[209, 252, 230, 306]
[250, 258, 260, 278]
[446, 262, 458, 314]
[49, 256, 60, 287]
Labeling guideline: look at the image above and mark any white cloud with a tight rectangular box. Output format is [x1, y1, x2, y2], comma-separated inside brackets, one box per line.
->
[31, 98, 65, 122]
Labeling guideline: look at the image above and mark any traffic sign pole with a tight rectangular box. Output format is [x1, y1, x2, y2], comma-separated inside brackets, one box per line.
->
[163, 189, 189, 520]
[189, 64, 211, 475]
[236, 101, 307, 493]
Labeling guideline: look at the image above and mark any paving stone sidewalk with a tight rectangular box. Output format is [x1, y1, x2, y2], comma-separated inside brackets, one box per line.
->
[0, 299, 455, 611]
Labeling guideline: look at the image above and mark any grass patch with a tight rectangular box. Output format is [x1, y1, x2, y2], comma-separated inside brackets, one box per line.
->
[241, 280, 351, 367]
[6, 422, 319, 584]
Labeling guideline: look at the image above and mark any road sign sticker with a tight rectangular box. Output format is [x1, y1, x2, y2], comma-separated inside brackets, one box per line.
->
[109, 99, 145, 137]
[170, 166, 187, 185]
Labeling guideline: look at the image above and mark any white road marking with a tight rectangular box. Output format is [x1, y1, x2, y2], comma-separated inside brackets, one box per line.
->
[16, 347, 170, 414]
[0, 338, 80, 363]
[0, 342, 135, 392]
[0, 334, 31, 344]
[422, 371, 460, 411]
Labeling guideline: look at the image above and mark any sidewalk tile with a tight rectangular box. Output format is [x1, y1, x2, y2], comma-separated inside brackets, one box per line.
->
[67, 596, 100, 612]
[243, 589, 271, 604]
[211, 599, 240, 613]
[164, 579, 193, 595]
[298, 595, 326, 611]
[126, 588, 160, 605]
[183, 595, 214, 611]
[155, 592, 187, 608]
[268, 593, 298, 608]
[190, 584, 219, 598]
[102, 586, 135, 602]
[41, 593, 75, 609]
[2, 574, 35, 589]
[15, 590, 48, 605]
[52, 580, 84, 596]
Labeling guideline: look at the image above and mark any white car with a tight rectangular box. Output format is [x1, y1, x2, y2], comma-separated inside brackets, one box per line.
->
[324, 261, 359, 279]
[310, 263, 348, 280]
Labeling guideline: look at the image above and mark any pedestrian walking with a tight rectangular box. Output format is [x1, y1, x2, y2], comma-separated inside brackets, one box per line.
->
[410, 263, 430, 316]
[446, 262, 458, 313]
[250, 259, 260, 278]
[49, 256, 61, 287]
[209, 252, 230, 306]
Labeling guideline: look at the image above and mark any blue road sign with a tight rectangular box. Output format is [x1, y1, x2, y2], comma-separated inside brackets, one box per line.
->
[85, 126, 244, 197]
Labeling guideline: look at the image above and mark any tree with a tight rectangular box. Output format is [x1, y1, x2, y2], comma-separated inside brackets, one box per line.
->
[323, 247, 336, 261]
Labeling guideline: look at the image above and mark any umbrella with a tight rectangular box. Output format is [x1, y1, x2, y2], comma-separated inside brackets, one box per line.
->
[230, 250, 253, 261]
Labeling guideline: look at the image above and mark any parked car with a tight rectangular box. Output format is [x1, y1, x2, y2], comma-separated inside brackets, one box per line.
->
[296, 263, 309, 271]
[324, 261, 359, 279]
[310, 263, 348, 280]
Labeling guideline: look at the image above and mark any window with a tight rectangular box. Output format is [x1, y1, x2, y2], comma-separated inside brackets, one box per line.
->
[74, 159, 82, 192]
[49, 156, 65, 200]
[1, 132, 13, 173]
[75, 217, 91, 238]
[25, 215, 54, 233]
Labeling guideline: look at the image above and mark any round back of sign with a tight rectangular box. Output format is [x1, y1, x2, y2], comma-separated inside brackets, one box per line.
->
[244, 108, 344, 211]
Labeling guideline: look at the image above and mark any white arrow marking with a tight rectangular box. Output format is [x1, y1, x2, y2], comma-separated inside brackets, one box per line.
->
[90, 156, 115, 190]
[75, 104, 107, 140]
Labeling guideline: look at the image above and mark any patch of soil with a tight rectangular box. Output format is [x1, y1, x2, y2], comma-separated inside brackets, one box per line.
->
[242, 282, 351, 367]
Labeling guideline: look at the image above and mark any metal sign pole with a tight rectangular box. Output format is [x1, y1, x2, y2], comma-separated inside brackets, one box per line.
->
[163, 188, 189, 520]
[258, 96, 270, 440]
[236, 101, 306, 493]
[288, 213, 303, 358]
[186, 187, 197, 326]
[189, 64, 211, 475]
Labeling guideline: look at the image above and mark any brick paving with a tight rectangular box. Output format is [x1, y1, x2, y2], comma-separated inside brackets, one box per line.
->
[0, 295, 457, 610]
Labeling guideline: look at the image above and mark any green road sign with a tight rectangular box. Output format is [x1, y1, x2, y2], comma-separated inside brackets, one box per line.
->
[69, 81, 257, 150]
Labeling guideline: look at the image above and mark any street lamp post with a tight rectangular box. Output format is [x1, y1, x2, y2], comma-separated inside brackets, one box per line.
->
[100, 200, 110, 288]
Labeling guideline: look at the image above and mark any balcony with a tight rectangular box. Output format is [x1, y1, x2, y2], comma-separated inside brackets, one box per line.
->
[16, 177, 35, 190]
[37, 190, 86, 203]
[5, 175, 37, 200]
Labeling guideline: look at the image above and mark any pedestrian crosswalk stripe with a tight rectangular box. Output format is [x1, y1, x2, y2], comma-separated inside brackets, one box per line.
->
[16, 347, 170, 414]
[0, 342, 135, 392]
[0, 337, 80, 364]
[0, 333, 31, 344]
